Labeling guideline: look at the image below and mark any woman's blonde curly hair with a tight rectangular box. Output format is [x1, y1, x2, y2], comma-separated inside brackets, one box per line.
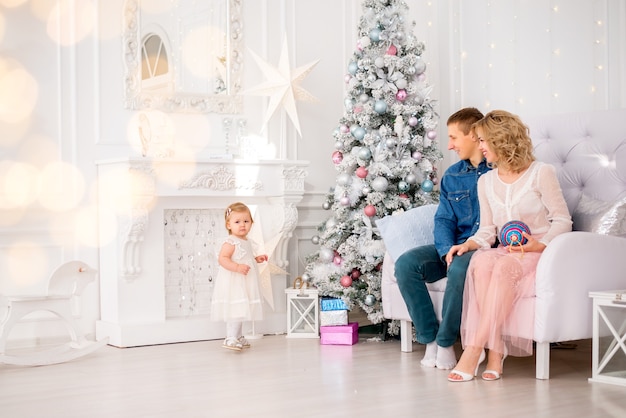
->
[473, 110, 535, 173]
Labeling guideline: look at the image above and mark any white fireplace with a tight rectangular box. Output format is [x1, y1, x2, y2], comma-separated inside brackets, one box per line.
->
[95, 158, 308, 347]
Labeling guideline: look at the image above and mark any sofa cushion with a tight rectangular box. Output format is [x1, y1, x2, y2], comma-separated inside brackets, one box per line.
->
[376, 204, 438, 261]
[572, 193, 626, 237]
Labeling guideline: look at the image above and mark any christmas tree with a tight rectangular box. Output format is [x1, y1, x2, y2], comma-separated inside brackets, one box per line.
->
[302, 0, 442, 329]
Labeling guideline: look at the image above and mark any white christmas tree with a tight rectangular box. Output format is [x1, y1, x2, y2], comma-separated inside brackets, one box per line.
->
[303, 0, 442, 329]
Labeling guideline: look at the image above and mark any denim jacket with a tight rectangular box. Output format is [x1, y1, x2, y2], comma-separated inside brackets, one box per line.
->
[434, 158, 491, 259]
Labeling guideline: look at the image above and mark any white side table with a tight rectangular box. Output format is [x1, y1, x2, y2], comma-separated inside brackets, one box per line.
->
[285, 287, 319, 338]
[589, 289, 626, 386]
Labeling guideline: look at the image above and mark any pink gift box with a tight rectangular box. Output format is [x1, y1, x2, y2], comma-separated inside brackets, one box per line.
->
[320, 322, 358, 345]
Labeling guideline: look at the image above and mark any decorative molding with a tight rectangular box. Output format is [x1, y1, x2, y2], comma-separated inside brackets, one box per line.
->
[283, 166, 308, 192]
[179, 165, 263, 191]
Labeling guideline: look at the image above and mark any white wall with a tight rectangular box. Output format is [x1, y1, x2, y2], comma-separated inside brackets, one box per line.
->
[1, 0, 625, 347]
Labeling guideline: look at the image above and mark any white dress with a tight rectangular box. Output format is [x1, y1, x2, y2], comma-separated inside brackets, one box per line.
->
[210, 236, 264, 322]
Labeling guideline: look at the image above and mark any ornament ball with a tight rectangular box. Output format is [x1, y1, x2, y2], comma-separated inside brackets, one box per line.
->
[369, 28, 381, 42]
[351, 268, 361, 279]
[412, 151, 422, 160]
[386, 44, 397, 55]
[374, 100, 388, 114]
[372, 176, 389, 192]
[364, 204, 376, 217]
[356, 166, 368, 179]
[408, 116, 418, 126]
[340, 275, 353, 287]
[301, 273, 311, 283]
[340, 196, 351, 206]
[395, 89, 407, 101]
[337, 173, 352, 186]
[319, 247, 334, 263]
[322, 201, 331, 210]
[427, 130, 437, 140]
[398, 181, 410, 192]
[421, 179, 434, 192]
[353, 127, 366, 141]
[333, 255, 342, 265]
[332, 151, 343, 164]
[364, 295, 376, 306]
[311, 235, 320, 245]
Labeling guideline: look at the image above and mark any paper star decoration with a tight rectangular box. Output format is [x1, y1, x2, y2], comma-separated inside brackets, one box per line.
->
[244, 35, 319, 137]
[248, 216, 289, 311]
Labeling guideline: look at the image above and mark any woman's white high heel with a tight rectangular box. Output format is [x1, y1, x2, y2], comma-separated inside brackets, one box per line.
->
[482, 347, 508, 381]
[448, 349, 485, 382]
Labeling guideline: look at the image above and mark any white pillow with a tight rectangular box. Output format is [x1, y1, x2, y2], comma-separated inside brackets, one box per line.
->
[572, 194, 626, 237]
[376, 204, 438, 261]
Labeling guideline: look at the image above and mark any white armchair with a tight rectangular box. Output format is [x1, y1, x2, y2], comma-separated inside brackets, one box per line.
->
[380, 109, 626, 379]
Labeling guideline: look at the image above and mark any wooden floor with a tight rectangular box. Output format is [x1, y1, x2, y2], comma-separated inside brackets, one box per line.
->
[1, 334, 625, 417]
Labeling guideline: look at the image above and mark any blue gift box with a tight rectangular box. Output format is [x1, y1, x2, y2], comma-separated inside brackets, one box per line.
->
[320, 297, 349, 311]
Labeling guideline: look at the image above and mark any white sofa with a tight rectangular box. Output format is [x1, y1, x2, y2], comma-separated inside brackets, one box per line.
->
[380, 108, 626, 379]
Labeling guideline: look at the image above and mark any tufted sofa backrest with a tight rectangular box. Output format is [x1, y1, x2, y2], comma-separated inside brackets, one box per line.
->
[525, 109, 626, 215]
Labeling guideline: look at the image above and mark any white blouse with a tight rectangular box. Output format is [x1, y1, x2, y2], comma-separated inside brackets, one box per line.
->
[469, 161, 573, 248]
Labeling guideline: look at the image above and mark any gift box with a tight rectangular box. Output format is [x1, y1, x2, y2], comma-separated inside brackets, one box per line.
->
[320, 322, 359, 345]
[319, 309, 348, 326]
[320, 297, 349, 311]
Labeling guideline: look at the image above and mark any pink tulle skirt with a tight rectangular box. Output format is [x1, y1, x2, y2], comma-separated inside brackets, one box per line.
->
[460, 246, 540, 357]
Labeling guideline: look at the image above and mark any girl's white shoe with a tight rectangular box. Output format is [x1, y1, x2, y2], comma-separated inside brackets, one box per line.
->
[222, 338, 243, 351]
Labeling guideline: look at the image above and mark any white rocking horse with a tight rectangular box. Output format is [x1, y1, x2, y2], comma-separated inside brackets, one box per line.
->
[0, 260, 109, 366]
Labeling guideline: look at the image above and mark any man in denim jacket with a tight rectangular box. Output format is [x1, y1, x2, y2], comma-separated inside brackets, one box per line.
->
[395, 107, 491, 370]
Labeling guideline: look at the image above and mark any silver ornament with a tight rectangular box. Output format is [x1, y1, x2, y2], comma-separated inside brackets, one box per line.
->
[319, 247, 334, 263]
[362, 186, 371, 195]
[311, 235, 320, 245]
[364, 294, 376, 306]
[337, 173, 352, 186]
[301, 273, 311, 283]
[322, 201, 331, 210]
[405, 173, 417, 184]
[372, 176, 389, 192]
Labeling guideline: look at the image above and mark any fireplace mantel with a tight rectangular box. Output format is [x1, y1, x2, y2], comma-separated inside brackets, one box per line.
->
[95, 158, 309, 347]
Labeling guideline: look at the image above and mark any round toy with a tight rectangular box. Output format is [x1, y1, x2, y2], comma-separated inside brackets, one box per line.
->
[500, 220, 531, 246]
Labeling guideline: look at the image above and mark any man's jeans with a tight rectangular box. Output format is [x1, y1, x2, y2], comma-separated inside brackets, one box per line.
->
[394, 244, 475, 347]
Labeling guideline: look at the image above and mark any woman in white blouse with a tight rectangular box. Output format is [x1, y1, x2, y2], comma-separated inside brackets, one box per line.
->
[445, 110, 572, 382]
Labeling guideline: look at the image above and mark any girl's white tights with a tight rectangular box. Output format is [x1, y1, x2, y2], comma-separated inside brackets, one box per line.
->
[226, 321, 243, 340]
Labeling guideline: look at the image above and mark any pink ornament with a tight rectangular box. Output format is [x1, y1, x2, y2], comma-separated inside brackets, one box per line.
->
[432, 177, 439, 185]
[399, 193, 408, 199]
[408, 116, 418, 126]
[333, 255, 342, 265]
[357, 41, 363, 51]
[340, 196, 350, 206]
[340, 124, 350, 134]
[417, 73, 426, 82]
[345, 74, 352, 83]
[351, 268, 361, 279]
[340, 275, 353, 287]
[354, 105, 363, 114]
[332, 151, 343, 164]
[386, 44, 397, 55]
[364, 204, 376, 217]
[356, 166, 368, 179]
[427, 130, 437, 140]
[396, 89, 407, 101]
[412, 151, 422, 160]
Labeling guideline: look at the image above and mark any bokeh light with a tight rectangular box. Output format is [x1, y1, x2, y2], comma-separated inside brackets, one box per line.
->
[38, 161, 85, 211]
[0, 58, 39, 124]
[5, 240, 48, 289]
[46, 0, 95, 46]
[0, 0, 28, 8]
[0, 161, 40, 208]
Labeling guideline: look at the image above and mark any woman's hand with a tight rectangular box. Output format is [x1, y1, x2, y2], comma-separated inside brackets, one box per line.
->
[508, 232, 546, 253]
[446, 243, 471, 266]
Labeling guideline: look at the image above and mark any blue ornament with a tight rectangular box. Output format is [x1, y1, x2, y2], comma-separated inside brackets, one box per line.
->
[369, 28, 381, 42]
[374, 100, 388, 114]
[421, 179, 434, 192]
[358, 147, 372, 160]
[500, 221, 531, 246]
[348, 61, 358, 75]
[398, 181, 410, 192]
[353, 127, 366, 141]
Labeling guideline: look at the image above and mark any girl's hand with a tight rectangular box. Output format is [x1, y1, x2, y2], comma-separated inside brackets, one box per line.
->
[255, 255, 268, 263]
[236, 264, 251, 275]
[508, 232, 546, 253]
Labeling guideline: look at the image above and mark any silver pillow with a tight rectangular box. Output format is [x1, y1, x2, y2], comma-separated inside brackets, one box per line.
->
[572, 194, 626, 237]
